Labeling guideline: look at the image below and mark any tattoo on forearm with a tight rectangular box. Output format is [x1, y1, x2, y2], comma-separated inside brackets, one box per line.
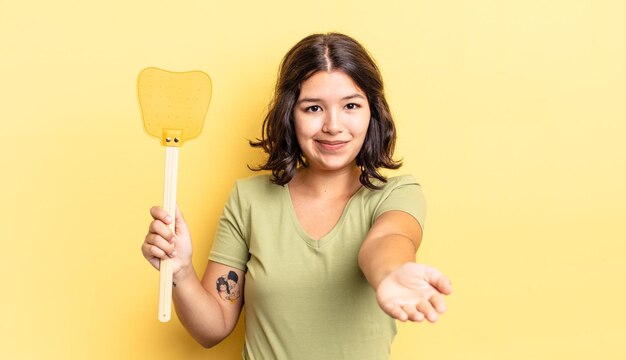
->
[216, 271, 241, 303]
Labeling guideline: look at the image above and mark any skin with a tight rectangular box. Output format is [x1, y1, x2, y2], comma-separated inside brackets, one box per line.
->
[288, 70, 371, 239]
[142, 206, 244, 347]
[294, 70, 370, 173]
[141, 69, 451, 348]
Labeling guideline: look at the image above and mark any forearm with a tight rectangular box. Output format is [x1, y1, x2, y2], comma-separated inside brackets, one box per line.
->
[358, 234, 417, 290]
[172, 267, 229, 348]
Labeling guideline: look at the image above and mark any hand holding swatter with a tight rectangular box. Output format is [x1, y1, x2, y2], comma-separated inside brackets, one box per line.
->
[137, 67, 212, 322]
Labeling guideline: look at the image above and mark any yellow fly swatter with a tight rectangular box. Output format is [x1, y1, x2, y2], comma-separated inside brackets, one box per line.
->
[138, 67, 212, 322]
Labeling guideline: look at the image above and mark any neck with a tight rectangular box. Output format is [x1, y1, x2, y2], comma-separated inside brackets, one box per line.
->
[291, 166, 362, 199]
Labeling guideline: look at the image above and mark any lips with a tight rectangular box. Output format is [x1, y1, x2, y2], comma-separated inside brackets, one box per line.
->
[317, 140, 347, 145]
[316, 139, 348, 151]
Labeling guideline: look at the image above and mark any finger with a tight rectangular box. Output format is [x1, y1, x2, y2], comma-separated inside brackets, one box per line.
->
[384, 303, 409, 322]
[150, 206, 173, 225]
[144, 233, 176, 258]
[416, 300, 439, 322]
[401, 304, 425, 322]
[425, 267, 452, 295]
[148, 242, 168, 259]
[429, 292, 447, 314]
[149, 219, 175, 242]
[141, 243, 161, 270]
[149, 258, 161, 270]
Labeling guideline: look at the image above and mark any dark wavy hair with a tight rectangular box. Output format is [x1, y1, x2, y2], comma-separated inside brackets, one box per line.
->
[216, 277, 230, 294]
[250, 32, 401, 190]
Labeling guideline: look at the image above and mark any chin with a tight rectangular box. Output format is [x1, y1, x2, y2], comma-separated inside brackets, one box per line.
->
[309, 159, 358, 172]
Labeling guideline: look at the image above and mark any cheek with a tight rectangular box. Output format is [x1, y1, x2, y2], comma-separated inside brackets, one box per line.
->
[294, 118, 316, 141]
[350, 114, 371, 138]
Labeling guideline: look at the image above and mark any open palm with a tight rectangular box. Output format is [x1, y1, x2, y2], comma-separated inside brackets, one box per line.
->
[376, 263, 452, 322]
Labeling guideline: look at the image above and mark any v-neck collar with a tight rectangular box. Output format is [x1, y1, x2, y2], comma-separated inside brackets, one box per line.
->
[282, 184, 364, 249]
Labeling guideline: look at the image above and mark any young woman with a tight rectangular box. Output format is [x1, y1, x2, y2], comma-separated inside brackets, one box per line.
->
[142, 32, 452, 359]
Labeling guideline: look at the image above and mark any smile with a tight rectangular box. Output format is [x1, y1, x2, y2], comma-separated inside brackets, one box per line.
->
[316, 140, 349, 151]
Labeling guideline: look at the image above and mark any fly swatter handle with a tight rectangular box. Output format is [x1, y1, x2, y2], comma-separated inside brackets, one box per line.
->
[159, 146, 178, 322]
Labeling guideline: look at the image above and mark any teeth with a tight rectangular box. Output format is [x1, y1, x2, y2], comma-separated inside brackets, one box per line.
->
[138, 67, 213, 146]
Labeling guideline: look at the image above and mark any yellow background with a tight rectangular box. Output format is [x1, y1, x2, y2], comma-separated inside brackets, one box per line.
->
[1, 0, 625, 359]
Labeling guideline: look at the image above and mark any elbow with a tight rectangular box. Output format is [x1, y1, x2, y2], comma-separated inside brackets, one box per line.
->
[198, 334, 226, 349]
[196, 327, 231, 349]
[193, 330, 227, 349]
[200, 339, 219, 349]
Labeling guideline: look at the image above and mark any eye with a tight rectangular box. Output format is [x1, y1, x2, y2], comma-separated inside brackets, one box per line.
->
[345, 103, 360, 110]
[306, 105, 322, 112]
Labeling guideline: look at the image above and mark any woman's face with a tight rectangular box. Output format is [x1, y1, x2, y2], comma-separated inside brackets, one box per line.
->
[293, 70, 370, 172]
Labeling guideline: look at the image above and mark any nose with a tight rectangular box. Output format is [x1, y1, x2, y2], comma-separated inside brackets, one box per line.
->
[322, 109, 343, 135]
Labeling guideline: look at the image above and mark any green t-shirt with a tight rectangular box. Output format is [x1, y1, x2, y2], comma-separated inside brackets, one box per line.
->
[209, 174, 426, 360]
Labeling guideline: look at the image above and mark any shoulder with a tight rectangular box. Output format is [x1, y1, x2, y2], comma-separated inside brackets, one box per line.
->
[222, 174, 283, 220]
[235, 173, 281, 191]
[232, 174, 284, 203]
[235, 173, 272, 188]
[363, 174, 423, 200]
[359, 174, 427, 227]
[382, 174, 421, 190]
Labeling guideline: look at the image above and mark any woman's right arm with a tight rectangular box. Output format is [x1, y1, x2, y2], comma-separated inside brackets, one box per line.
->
[142, 206, 244, 348]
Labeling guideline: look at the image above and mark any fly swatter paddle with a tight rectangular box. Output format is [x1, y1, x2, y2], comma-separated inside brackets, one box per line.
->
[138, 67, 212, 322]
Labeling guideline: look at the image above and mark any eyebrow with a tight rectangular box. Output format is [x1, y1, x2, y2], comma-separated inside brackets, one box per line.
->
[297, 93, 366, 103]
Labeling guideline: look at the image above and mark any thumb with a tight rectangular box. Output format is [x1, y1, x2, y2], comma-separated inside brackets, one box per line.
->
[174, 205, 190, 236]
[425, 266, 453, 295]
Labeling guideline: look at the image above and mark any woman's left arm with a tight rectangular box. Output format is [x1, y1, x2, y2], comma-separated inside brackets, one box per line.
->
[358, 210, 452, 322]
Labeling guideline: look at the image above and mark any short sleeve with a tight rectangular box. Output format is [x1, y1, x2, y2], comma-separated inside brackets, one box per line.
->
[373, 176, 427, 230]
[209, 184, 250, 271]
